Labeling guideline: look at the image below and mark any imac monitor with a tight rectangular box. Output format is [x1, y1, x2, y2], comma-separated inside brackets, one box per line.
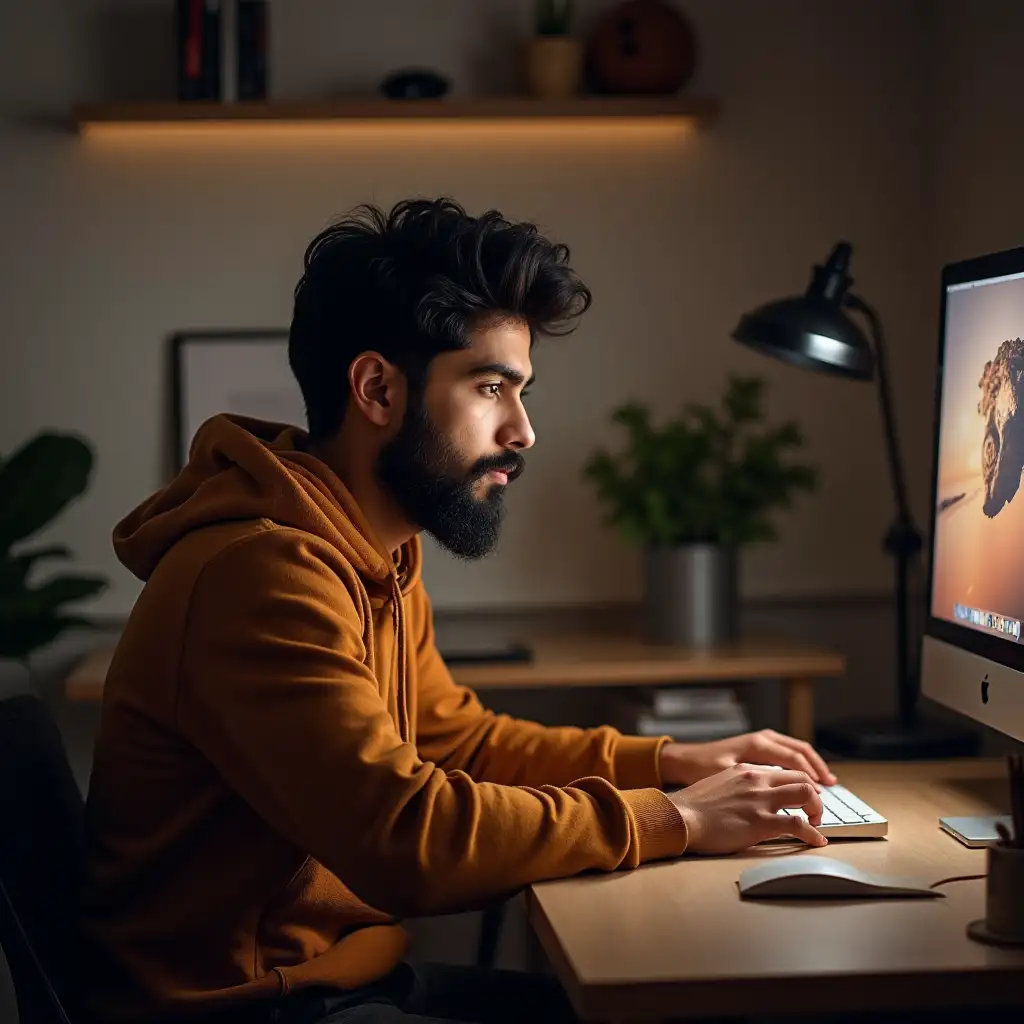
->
[923, 246, 1024, 840]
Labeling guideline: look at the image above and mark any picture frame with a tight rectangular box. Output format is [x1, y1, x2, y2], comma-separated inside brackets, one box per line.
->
[171, 329, 303, 470]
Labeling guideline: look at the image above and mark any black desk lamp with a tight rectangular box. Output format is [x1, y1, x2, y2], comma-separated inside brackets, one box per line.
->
[733, 242, 978, 759]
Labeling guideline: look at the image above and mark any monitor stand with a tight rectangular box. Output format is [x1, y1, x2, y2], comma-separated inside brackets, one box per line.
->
[817, 715, 980, 759]
[939, 815, 1014, 848]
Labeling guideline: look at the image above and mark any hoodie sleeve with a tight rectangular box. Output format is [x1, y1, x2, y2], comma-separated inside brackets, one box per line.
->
[410, 584, 671, 790]
[176, 529, 688, 918]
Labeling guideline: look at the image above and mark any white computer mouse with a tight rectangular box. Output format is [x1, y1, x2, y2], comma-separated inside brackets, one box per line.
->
[738, 855, 943, 899]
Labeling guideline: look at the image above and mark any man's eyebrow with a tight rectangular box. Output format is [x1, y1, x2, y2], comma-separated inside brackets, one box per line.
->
[466, 362, 536, 388]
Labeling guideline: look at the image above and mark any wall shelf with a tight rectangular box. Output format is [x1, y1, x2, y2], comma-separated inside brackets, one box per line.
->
[72, 96, 718, 134]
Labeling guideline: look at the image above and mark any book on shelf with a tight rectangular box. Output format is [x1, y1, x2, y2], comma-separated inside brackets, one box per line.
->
[176, 0, 221, 101]
[634, 686, 750, 742]
[175, 1, 268, 102]
[237, 0, 269, 100]
[635, 709, 750, 741]
[650, 687, 741, 718]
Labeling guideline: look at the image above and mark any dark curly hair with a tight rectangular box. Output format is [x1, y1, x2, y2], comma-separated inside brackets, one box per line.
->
[288, 197, 592, 441]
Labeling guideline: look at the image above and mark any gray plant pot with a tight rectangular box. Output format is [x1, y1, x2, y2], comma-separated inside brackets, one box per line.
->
[643, 544, 739, 648]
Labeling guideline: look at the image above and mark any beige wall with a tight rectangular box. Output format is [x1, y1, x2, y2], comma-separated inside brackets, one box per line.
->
[0, 0, 935, 618]
[931, 0, 1024, 265]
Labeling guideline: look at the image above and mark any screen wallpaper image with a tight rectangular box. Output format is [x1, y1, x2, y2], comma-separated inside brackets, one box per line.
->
[931, 271, 1024, 643]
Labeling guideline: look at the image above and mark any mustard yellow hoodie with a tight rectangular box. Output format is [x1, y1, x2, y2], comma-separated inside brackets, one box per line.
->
[78, 414, 688, 1022]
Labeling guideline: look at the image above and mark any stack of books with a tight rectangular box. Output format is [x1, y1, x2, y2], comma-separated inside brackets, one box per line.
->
[176, 0, 269, 102]
[633, 687, 749, 742]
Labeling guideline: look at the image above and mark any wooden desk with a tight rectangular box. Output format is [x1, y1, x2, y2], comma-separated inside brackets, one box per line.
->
[528, 759, 1023, 1022]
[64, 634, 844, 740]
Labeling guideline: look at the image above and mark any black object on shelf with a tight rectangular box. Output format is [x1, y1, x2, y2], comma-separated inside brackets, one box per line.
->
[237, 0, 269, 100]
[176, 0, 222, 101]
[379, 69, 450, 100]
[439, 643, 533, 666]
[733, 241, 978, 759]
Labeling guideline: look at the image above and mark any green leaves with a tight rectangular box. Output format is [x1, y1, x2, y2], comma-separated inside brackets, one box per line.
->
[535, 0, 573, 35]
[0, 433, 93, 550]
[0, 573, 108, 619]
[0, 432, 108, 662]
[0, 545, 71, 590]
[0, 615, 96, 663]
[583, 375, 818, 548]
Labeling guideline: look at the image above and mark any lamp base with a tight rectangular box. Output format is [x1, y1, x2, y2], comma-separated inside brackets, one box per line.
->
[816, 716, 980, 760]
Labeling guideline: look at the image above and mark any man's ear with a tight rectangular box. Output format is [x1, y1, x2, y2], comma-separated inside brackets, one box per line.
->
[348, 352, 406, 427]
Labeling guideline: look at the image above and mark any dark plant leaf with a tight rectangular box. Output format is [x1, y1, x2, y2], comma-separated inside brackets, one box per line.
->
[0, 556, 24, 595]
[0, 433, 94, 550]
[30, 574, 108, 607]
[0, 614, 96, 662]
[724, 375, 764, 423]
[0, 545, 72, 595]
[0, 574, 108, 619]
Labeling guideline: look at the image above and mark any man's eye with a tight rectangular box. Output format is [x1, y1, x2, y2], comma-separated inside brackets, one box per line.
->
[482, 382, 502, 397]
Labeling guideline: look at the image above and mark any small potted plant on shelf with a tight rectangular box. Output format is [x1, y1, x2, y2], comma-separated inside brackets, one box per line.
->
[524, 0, 583, 99]
[583, 375, 817, 647]
[0, 431, 108, 676]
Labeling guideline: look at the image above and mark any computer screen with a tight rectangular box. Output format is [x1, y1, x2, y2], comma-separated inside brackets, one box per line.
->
[924, 246, 1024, 752]
[930, 265, 1024, 646]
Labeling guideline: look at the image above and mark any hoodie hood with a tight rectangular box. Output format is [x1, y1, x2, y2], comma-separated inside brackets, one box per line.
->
[114, 414, 421, 600]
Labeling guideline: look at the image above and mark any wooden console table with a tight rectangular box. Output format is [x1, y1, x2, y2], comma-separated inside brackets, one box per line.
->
[65, 633, 844, 741]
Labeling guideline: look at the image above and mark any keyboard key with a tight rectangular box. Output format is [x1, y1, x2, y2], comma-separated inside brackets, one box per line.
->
[821, 792, 867, 823]
[827, 804, 865, 824]
[768, 783, 887, 838]
[780, 806, 842, 825]
[826, 785, 879, 818]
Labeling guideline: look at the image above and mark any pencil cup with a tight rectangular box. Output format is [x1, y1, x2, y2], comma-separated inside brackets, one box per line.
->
[967, 842, 1024, 947]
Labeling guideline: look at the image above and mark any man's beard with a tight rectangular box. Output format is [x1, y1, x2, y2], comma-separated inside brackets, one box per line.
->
[376, 401, 524, 560]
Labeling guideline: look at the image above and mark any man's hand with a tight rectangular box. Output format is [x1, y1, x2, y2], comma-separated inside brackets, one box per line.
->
[668, 763, 828, 854]
[659, 729, 837, 788]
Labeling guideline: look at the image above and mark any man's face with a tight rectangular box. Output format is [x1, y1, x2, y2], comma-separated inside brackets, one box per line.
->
[376, 319, 536, 559]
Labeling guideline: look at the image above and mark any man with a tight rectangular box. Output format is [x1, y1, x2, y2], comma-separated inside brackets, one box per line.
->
[78, 199, 834, 1024]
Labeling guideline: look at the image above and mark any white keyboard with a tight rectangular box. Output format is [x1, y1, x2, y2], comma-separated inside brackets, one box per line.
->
[777, 783, 888, 839]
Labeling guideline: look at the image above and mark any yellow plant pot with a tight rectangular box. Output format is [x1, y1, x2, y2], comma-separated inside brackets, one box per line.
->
[523, 36, 583, 98]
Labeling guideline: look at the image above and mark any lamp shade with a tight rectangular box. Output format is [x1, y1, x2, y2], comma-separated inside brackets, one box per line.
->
[732, 242, 875, 381]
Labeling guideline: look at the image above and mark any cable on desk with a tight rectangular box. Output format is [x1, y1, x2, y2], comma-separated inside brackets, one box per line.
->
[929, 874, 986, 889]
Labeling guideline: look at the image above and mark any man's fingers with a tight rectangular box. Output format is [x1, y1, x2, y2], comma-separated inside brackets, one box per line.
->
[768, 782, 823, 824]
[757, 766, 816, 789]
[766, 731, 836, 784]
[790, 739, 835, 784]
[771, 814, 828, 848]
[763, 744, 819, 785]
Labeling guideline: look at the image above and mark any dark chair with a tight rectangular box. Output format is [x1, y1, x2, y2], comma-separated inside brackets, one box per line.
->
[0, 687, 502, 1020]
[0, 692, 85, 1024]
[476, 903, 507, 969]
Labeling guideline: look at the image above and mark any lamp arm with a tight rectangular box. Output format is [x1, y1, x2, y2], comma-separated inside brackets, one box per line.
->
[846, 292, 924, 724]
[844, 293, 914, 527]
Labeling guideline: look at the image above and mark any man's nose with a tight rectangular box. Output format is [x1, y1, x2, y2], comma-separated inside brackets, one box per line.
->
[500, 408, 536, 451]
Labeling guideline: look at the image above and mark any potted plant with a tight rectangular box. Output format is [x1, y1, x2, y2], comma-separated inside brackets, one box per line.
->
[524, 0, 583, 98]
[583, 375, 817, 646]
[0, 432, 108, 676]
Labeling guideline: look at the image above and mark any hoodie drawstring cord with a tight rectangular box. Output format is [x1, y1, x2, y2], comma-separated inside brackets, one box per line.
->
[391, 575, 410, 742]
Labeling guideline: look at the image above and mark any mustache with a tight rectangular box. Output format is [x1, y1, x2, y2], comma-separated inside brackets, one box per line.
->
[470, 451, 525, 483]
